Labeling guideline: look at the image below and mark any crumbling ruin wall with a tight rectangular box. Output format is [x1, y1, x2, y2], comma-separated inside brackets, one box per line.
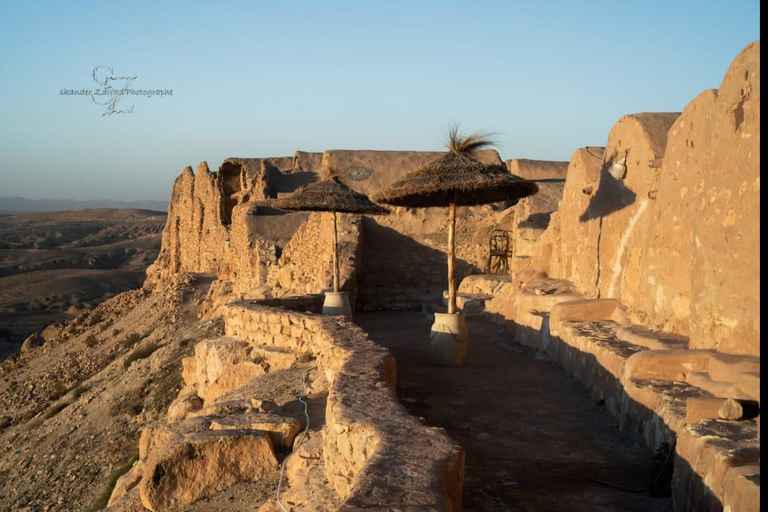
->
[146, 162, 230, 285]
[146, 155, 325, 297]
[506, 159, 568, 261]
[531, 148, 604, 297]
[592, 113, 681, 307]
[688, 42, 760, 355]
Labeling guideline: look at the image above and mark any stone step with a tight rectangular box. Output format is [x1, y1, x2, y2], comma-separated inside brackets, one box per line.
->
[708, 353, 760, 383]
[440, 291, 492, 315]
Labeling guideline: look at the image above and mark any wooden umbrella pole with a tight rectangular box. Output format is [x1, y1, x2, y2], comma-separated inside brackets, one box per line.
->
[332, 211, 340, 293]
[447, 203, 457, 314]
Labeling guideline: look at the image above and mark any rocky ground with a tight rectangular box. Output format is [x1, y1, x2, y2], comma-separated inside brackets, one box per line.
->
[0, 273, 219, 511]
[0, 209, 165, 358]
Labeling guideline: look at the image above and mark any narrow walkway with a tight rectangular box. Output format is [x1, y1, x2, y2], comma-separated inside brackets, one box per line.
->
[356, 312, 672, 512]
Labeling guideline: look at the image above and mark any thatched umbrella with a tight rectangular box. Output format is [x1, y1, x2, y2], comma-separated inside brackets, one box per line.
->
[272, 171, 389, 304]
[376, 127, 538, 315]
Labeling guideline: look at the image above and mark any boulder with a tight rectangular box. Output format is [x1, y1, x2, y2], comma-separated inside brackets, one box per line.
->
[20, 332, 43, 353]
[210, 412, 301, 448]
[166, 386, 204, 424]
[194, 337, 252, 392]
[139, 428, 278, 512]
[203, 361, 266, 401]
[107, 460, 145, 507]
[181, 356, 197, 387]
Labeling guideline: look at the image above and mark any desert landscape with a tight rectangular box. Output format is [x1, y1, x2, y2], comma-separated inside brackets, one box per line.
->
[0, 209, 165, 359]
[0, 3, 759, 512]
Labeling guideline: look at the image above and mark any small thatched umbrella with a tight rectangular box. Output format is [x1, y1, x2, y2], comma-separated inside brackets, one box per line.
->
[376, 127, 538, 313]
[272, 171, 389, 314]
[375, 127, 538, 365]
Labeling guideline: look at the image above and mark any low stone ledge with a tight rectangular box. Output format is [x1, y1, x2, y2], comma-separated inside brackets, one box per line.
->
[673, 420, 759, 512]
[223, 300, 465, 511]
[473, 277, 759, 511]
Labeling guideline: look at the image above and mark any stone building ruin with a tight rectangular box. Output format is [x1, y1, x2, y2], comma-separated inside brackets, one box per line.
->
[111, 41, 759, 511]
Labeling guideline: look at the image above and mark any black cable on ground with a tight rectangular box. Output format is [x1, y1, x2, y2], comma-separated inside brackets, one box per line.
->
[585, 420, 686, 493]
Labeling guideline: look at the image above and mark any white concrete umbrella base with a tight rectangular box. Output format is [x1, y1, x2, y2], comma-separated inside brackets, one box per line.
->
[430, 312, 469, 366]
[322, 291, 353, 320]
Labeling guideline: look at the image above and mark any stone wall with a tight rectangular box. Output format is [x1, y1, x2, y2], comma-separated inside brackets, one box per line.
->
[506, 158, 569, 180]
[267, 212, 363, 303]
[544, 41, 762, 355]
[223, 301, 465, 510]
[507, 160, 567, 259]
[688, 42, 760, 355]
[593, 112, 681, 304]
[146, 162, 230, 285]
[148, 148, 524, 312]
[531, 148, 604, 297]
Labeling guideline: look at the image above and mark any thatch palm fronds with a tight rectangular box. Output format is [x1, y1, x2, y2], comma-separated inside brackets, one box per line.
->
[445, 124, 497, 156]
[374, 129, 538, 208]
[376, 125, 539, 316]
[272, 173, 389, 215]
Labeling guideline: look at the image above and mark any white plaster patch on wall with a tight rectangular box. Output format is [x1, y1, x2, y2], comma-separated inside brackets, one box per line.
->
[607, 198, 650, 298]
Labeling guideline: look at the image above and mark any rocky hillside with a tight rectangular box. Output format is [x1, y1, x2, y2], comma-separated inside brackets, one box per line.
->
[0, 274, 220, 511]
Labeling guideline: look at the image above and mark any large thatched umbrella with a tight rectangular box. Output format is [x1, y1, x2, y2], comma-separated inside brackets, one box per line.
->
[272, 171, 389, 317]
[375, 127, 538, 364]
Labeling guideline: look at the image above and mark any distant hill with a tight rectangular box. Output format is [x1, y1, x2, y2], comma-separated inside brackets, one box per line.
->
[0, 196, 168, 213]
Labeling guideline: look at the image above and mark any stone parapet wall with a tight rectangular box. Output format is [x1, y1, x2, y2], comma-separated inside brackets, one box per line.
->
[223, 301, 465, 510]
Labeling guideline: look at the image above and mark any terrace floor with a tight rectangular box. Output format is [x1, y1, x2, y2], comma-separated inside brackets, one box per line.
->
[356, 311, 673, 512]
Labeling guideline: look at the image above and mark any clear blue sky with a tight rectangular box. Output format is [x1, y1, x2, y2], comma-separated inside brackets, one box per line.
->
[0, 0, 760, 201]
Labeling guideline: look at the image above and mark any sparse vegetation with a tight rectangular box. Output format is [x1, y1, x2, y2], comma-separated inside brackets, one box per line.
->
[122, 332, 144, 348]
[144, 368, 183, 414]
[85, 334, 100, 348]
[20, 403, 47, 423]
[112, 328, 123, 337]
[111, 388, 144, 417]
[70, 384, 89, 400]
[123, 341, 160, 368]
[86, 452, 140, 511]
[46, 382, 68, 402]
[86, 309, 105, 326]
[43, 402, 69, 419]
[297, 351, 316, 363]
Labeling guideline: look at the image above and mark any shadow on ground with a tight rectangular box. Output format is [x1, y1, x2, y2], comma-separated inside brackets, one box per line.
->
[356, 311, 673, 512]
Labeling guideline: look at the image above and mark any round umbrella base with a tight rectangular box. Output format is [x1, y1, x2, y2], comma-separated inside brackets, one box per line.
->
[430, 312, 469, 366]
[322, 291, 353, 320]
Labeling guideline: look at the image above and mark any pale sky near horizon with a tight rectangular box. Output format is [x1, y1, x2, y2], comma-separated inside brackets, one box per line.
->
[0, 0, 760, 201]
